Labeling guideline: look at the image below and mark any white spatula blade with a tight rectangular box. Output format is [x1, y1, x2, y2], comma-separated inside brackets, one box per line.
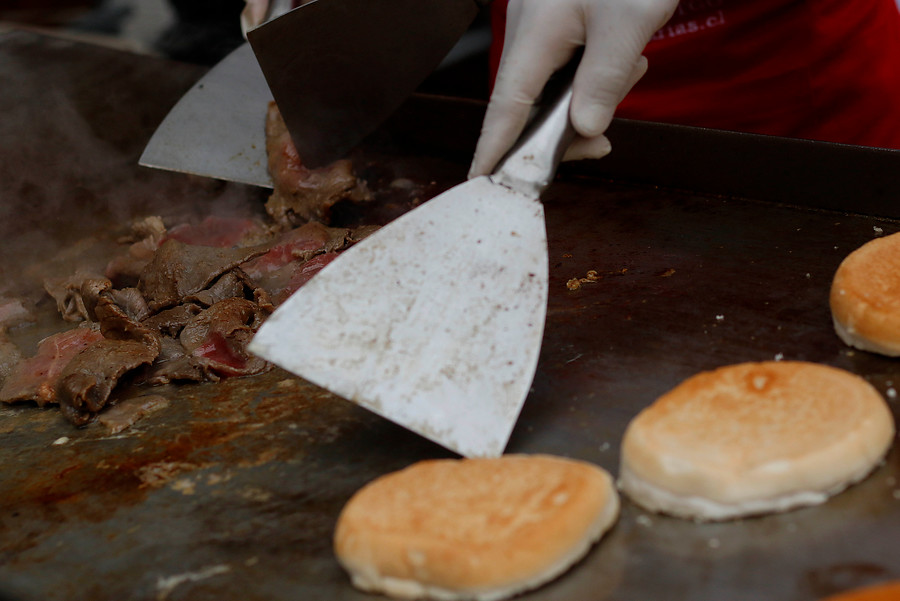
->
[249, 176, 548, 458]
[139, 43, 274, 188]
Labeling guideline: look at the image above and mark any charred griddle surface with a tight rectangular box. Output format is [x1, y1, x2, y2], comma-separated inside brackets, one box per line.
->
[1, 31, 898, 601]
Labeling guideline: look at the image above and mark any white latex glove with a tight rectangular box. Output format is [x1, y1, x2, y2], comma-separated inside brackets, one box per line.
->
[469, 0, 678, 178]
[241, 0, 270, 36]
[241, 0, 300, 37]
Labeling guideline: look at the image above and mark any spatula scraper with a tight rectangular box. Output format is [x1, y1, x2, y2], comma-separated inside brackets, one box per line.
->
[249, 80, 576, 458]
[247, 0, 484, 168]
[140, 0, 483, 184]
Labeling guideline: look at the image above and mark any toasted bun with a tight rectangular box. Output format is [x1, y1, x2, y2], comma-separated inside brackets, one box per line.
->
[831, 232, 900, 356]
[619, 361, 895, 521]
[334, 454, 619, 601]
[819, 581, 900, 601]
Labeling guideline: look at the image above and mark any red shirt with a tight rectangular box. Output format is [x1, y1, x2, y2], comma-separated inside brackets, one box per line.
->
[490, 0, 900, 149]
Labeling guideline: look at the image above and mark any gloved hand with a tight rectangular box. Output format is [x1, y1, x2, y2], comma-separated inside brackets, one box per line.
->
[241, 0, 270, 36]
[240, 0, 301, 37]
[469, 0, 678, 178]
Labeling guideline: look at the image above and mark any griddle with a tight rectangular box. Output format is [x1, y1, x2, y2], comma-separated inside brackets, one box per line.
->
[1, 31, 898, 601]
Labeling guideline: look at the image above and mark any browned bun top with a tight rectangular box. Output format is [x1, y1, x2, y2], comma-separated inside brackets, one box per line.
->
[819, 581, 900, 601]
[626, 361, 887, 469]
[831, 231, 900, 355]
[620, 361, 895, 512]
[334, 454, 618, 599]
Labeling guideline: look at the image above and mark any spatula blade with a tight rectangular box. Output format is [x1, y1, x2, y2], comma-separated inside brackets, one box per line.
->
[139, 43, 273, 188]
[249, 176, 548, 458]
[247, 0, 480, 168]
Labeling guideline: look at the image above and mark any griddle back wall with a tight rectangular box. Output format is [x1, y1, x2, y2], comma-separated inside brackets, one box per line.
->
[385, 95, 900, 219]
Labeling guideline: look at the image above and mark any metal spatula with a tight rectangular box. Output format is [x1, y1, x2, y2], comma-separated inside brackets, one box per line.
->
[249, 78, 576, 458]
[139, 0, 483, 185]
[248, 0, 485, 168]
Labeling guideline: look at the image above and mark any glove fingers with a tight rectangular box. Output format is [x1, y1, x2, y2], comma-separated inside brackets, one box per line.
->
[468, 98, 534, 178]
[495, 1, 585, 107]
[621, 55, 649, 103]
[571, 44, 645, 138]
[562, 134, 612, 162]
[241, 0, 269, 37]
[470, 2, 584, 178]
[471, 0, 676, 177]
[571, 1, 675, 137]
[562, 57, 645, 164]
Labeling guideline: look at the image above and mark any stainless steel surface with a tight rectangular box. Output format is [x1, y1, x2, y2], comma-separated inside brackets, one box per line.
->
[2, 31, 900, 601]
[250, 78, 575, 459]
[138, 42, 274, 188]
[247, 0, 480, 168]
[137, 0, 290, 186]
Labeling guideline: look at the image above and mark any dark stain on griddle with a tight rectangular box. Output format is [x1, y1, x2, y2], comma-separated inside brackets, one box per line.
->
[0, 369, 365, 559]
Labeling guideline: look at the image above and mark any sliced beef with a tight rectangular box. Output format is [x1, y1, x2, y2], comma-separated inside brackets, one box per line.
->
[144, 297, 271, 385]
[138, 239, 269, 312]
[264, 102, 371, 226]
[165, 215, 270, 248]
[104, 288, 151, 323]
[261, 252, 340, 305]
[98, 394, 170, 434]
[241, 222, 349, 279]
[250, 284, 276, 314]
[0, 326, 104, 406]
[184, 270, 246, 307]
[93, 288, 157, 346]
[105, 216, 168, 287]
[80, 277, 117, 321]
[285, 252, 338, 290]
[179, 297, 269, 378]
[239, 222, 363, 304]
[143, 354, 209, 385]
[138, 338, 196, 386]
[348, 224, 381, 244]
[3, 98, 408, 429]
[43, 272, 111, 322]
[235, 268, 274, 311]
[105, 238, 161, 288]
[57, 339, 160, 426]
[141, 303, 203, 337]
[156, 336, 189, 363]
[126, 216, 168, 241]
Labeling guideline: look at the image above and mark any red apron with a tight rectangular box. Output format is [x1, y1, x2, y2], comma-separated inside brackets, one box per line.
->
[489, 0, 900, 149]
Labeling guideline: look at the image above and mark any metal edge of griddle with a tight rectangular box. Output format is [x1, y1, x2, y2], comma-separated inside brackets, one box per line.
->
[594, 118, 900, 220]
[384, 95, 900, 220]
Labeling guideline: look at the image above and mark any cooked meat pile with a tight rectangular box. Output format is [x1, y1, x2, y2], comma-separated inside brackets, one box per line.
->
[1, 215, 373, 426]
[0, 104, 392, 428]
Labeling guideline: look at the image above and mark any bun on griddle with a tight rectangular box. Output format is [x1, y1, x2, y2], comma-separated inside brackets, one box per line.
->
[334, 454, 619, 601]
[619, 361, 894, 521]
[831, 231, 900, 356]
[819, 580, 900, 601]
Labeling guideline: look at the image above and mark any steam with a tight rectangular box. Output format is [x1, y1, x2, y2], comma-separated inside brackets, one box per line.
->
[0, 47, 267, 298]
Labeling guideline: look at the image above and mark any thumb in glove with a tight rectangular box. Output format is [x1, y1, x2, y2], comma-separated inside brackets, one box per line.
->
[469, 0, 677, 178]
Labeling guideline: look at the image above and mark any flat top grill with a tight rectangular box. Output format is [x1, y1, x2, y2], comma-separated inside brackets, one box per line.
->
[0, 30, 898, 601]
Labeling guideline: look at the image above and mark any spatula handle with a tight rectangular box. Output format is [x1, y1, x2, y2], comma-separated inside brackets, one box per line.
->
[491, 71, 577, 198]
